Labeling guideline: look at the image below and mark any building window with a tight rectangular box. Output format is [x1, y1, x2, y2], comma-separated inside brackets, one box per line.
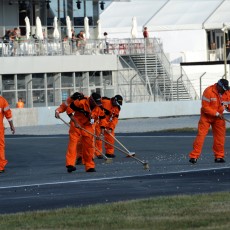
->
[32, 73, 45, 89]
[2, 75, 15, 90]
[2, 91, 16, 107]
[33, 90, 45, 107]
[61, 72, 73, 87]
[17, 74, 26, 89]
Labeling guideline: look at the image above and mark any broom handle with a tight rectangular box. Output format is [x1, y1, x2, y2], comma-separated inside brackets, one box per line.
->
[59, 116, 146, 165]
[106, 129, 132, 154]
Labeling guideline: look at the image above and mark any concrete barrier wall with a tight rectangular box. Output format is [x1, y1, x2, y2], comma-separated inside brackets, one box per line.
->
[5, 100, 202, 127]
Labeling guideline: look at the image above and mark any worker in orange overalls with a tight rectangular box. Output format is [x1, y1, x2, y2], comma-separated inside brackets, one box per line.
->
[66, 92, 106, 173]
[0, 95, 15, 173]
[95, 95, 123, 158]
[189, 79, 230, 164]
[16, 98, 24, 108]
[55, 92, 85, 165]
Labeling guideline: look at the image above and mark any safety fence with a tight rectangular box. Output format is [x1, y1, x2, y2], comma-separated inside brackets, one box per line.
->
[0, 37, 158, 57]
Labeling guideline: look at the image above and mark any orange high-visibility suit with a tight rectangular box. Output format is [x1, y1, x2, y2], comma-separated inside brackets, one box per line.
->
[66, 97, 106, 171]
[55, 95, 84, 162]
[95, 97, 121, 157]
[0, 96, 14, 171]
[16, 100, 24, 108]
[189, 83, 229, 160]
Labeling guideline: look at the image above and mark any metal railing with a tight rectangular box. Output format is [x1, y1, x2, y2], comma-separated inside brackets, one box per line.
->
[0, 37, 158, 57]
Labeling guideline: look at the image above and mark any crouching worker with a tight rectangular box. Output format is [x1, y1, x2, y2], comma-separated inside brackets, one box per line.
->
[55, 92, 85, 165]
[66, 92, 106, 173]
[95, 95, 123, 158]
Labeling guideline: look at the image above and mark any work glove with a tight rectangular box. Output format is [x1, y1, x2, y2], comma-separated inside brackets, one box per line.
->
[74, 121, 81, 128]
[100, 127, 105, 136]
[55, 110, 60, 118]
[106, 128, 112, 134]
[216, 112, 224, 119]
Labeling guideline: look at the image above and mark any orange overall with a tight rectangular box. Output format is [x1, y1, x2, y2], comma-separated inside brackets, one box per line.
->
[66, 98, 106, 171]
[0, 96, 13, 171]
[56, 97, 83, 160]
[189, 84, 229, 160]
[95, 98, 120, 156]
[16, 101, 24, 108]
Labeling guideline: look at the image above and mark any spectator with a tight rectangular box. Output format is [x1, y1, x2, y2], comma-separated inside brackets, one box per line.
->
[10, 27, 21, 56]
[76, 30, 85, 54]
[103, 32, 109, 54]
[143, 26, 150, 47]
[71, 29, 76, 52]
[2, 30, 11, 43]
[143, 27, 149, 38]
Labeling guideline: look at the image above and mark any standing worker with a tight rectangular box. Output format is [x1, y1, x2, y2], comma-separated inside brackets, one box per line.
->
[189, 79, 230, 164]
[95, 95, 123, 158]
[66, 92, 106, 173]
[0, 94, 15, 173]
[16, 98, 24, 108]
[55, 92, 85, 165]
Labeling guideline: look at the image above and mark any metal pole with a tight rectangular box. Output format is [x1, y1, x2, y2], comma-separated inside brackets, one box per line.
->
[57, 0, 60, 23]
[224, 30, 227, 79]
[130, 74, 137, 102]
[84, 0, 86, 17]
[199, 72, 206, 99]
[144, 39, 147, 88]
[177, 75, 183, 101]
[53, 74, 61, 106]
[26, 79, 33, 108]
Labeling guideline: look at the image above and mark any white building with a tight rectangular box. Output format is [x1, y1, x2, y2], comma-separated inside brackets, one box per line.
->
[100, 0, 230, 92]
[1, 0, 230, 108]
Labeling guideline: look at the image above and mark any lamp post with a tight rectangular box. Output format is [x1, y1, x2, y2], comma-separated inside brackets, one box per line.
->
[222, 24, 228, 79]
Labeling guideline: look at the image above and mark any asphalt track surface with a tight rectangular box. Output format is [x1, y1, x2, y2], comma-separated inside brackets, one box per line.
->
[1, 131, 230, 214]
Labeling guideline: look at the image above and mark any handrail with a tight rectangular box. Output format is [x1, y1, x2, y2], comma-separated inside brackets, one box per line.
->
[0, 37, 156, 57]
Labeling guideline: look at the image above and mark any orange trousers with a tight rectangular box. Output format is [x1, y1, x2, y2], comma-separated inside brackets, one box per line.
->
[0, 128, 7, 171]
[189, 115, 225, 159]
[95, 125, 115, 155]
[66, 123, 95, 171]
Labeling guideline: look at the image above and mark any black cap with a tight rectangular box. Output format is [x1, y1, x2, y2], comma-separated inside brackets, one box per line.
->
[71, 92, 84, 100]
[114, 95, 123, 106]
[91, 92, 102, 106]
[218, 79, 229, 91]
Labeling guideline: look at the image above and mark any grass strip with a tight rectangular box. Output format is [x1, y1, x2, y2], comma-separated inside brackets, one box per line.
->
[1, 192, 230, 230]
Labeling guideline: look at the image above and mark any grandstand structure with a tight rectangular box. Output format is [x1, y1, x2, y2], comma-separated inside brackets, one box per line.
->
[0, 0, 230, 108]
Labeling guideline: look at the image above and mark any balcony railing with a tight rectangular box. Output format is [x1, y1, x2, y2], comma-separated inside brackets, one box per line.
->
[0, 37, 159, 57]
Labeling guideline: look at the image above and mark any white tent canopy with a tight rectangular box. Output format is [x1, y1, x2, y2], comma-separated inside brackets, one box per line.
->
[100, 0, 168, 37]
[100, 0, 230, 36]
[146, 0, 222, 31]
[203, 0, 230, 29]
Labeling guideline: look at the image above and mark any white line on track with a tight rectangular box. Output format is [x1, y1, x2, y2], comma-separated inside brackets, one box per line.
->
[0, 166, 229, 190]
[5, 135, 230, 140]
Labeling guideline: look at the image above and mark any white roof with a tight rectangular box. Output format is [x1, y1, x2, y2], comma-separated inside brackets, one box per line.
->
[146, 0, 223, 31]
[100, 0, 230, 34]
[100, 0, 168, 33]
[204, 0, 230, 29]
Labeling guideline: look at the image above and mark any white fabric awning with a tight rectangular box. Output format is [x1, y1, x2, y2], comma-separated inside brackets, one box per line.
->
[100, 0, 230, 37]
[100, 0, 168, 36]
[203, 0, 230, 29]
[146, 0, 223, 31]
